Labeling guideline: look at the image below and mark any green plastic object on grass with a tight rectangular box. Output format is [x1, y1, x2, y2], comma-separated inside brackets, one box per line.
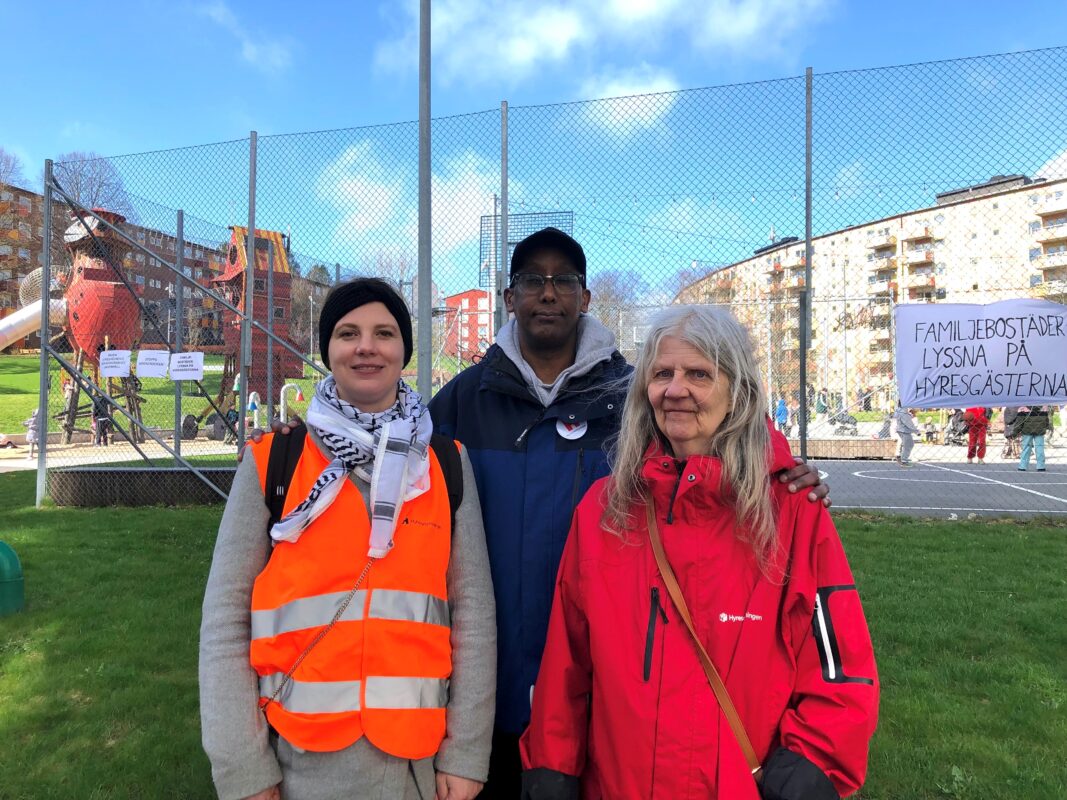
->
[0, 541, 24, 616]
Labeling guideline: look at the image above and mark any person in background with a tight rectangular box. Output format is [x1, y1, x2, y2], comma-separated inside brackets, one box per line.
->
[23, 408, 40, 459]
[964, 406, 989, 464]
[91, 395, 111, 447]
[1015, 405, 1053, 472]
[893, 403, 922, 467]
[1001, 407, 1020, 459]
[520, 305, 877, 800]
[200, 279, 495, 800]
[774, 396, 789, 435]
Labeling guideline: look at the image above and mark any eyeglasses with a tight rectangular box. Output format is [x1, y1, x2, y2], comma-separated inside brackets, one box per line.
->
[510, 273, 584, 295]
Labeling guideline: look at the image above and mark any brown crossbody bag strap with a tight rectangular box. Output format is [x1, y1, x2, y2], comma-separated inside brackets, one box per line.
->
[643, 497, 763, 784]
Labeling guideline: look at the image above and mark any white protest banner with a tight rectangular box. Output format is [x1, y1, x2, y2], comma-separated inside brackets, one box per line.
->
[169, 351, 205, 381]
[895, 298, 1067, 408]
[135, 350, 169, 378]
[99, 349, 131, 378]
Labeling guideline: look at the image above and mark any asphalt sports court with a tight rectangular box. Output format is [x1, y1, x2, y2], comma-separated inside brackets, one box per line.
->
[816, 459, 1067, 517]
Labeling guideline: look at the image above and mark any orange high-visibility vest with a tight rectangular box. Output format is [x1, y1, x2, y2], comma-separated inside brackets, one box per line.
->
[248, 433, 452, 757]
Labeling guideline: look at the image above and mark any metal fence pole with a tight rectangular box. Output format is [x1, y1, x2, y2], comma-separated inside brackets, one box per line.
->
[417, 0, 432, 396]
[497, 100, 509, 334]
[799, 67, 813, 461]
[240, 131, 257, 448]
[35, 160, 53, 508]
[267, 240, 275, 422]
[174, 209, 184, 458]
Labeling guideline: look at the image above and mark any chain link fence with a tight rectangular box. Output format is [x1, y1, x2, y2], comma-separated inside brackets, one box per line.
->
[7, 46, 1066, 514]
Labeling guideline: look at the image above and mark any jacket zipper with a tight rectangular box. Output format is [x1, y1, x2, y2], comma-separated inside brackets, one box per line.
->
[665, 460, 686, 524]
[569, 448, 585, 511]
[643, 587, 669, 681]
[514, 407, 546, 447]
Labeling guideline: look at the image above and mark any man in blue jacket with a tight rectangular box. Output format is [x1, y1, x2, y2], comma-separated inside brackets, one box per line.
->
[427, 227, 829, 797]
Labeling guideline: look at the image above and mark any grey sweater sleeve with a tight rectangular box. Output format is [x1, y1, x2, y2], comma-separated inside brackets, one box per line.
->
[433, 445, 497, 783]
[199, 454, 283, 800]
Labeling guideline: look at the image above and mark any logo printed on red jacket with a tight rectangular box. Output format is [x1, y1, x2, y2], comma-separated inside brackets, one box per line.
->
[718, 611, 764, 623]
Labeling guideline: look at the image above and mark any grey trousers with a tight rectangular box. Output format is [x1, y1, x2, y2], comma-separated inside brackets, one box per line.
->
[899, 433, 915, 463]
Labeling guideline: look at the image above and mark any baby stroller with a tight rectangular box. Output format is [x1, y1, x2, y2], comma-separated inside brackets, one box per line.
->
[942, 410, 968, 447]
[828, 410, 859, 436]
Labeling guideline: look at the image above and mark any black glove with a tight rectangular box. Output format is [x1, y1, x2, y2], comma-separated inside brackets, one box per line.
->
[521, 768, 580, 800]
[760, 747, 840, 800]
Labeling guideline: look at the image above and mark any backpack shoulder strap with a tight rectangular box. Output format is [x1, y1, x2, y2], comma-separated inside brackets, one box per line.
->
[265, 424, 307, 529]
[429, 433, 464, 531]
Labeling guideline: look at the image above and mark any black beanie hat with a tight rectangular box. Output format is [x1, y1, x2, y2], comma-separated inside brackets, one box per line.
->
[318, 278, 413, 368]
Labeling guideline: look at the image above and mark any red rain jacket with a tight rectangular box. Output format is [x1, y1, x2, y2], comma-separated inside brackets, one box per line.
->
[520, 432, 878, 798]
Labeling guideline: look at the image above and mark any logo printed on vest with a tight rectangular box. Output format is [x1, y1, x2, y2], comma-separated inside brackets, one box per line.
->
[402, 517, 443, 529]
[556, 420, 588, 440]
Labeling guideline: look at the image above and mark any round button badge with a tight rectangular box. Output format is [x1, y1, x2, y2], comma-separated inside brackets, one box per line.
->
[556, 419, 589, 440]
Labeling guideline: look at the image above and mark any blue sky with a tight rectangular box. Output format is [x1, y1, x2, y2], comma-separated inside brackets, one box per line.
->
[3, 1, 1067, 297]
[4, 0, 1064, 177]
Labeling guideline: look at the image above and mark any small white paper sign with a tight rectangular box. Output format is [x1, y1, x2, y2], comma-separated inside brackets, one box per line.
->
[169, 351, 205, 381]
[99, 349, 131, 378]
[136, 350, 169, 378]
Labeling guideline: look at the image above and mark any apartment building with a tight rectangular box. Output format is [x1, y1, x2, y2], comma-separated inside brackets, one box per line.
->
[442, 288, 492, 361]
[674, 174, 1067, 411]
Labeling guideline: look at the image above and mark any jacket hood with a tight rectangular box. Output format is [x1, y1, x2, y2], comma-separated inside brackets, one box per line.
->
[496, 314, 618, 407]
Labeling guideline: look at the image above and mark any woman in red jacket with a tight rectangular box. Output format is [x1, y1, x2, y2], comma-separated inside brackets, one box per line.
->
[520, 305, 878, 799]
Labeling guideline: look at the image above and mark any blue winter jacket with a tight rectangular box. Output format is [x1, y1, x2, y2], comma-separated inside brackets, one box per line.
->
[428, 343, 632, 734]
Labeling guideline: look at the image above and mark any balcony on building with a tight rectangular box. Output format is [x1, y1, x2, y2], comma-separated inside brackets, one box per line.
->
[786, 275, 806, 293]
[871, 327, 892, 343]
[1035, 196, 1067, 220]
[1035, 222, 1067, 245]
[1036, 250, 1067, 272]
[868, 348, 893, 363]
[783, 254, 806, 272]
[904, 249, 934, 267]
[1037, 277, 1067, 302]
[766, 260, 784, 276]
[867, 234, 897, 251]
[868, 256, 897, 272]
[907, 270, 936, 289]
[903, 226, 934, 243]
[868, 279, 897, 298]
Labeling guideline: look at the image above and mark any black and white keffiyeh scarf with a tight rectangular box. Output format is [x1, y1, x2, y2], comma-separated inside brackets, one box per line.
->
[269, 374, 433, 557]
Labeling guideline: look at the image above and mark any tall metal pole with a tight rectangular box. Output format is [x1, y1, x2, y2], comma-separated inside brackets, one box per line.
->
[35, 160, 53, 507]
[266, 240, 275, 422]
[799, 67, 813, 461]
[417, 0, 432, 396]
[174, 209, 184, 458]
[240, 131, 257, 448]
[497, 100, 509, 334]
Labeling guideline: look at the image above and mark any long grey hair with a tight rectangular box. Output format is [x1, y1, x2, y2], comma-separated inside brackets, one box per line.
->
[604, 304, 778, 559]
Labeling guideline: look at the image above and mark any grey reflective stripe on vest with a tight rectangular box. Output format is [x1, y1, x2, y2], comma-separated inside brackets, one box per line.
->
[252, 589, 449, 641]
[259, 673, 362, 714]
[365, 676, 449, 709]
[368, 589, 450, 627]
[251, 590, 368, 641]
[258, 674, 447, 713]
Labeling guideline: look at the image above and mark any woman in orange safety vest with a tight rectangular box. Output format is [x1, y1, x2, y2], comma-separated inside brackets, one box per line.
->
[200, 278, 496, 800]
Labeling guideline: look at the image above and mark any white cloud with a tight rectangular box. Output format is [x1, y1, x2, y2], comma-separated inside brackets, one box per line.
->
[199, 1, 293, 74]
[375, 0, 832, 87]
[317, 141, 402, 241]
[579, 63, 680, 135]
[833, 160, 866, 199]
[318, 142, 510, 260]
[1036, 149, 1067, 181]
[377, 1, 588, 85]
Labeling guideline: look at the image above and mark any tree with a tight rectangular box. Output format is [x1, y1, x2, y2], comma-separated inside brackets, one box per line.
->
[0, 147, 27, 189]
[588, 269, 649, 358]
[51, 151, 136, 220]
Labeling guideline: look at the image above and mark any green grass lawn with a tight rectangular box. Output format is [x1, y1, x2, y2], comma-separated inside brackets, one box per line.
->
[0, 469, 1063, 798]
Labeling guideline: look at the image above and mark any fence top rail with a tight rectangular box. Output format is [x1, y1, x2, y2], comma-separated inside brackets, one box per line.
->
[54, 136, 252, 165]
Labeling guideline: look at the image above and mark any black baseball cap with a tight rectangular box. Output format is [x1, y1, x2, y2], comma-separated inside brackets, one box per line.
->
[510, 227, 586, 280]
